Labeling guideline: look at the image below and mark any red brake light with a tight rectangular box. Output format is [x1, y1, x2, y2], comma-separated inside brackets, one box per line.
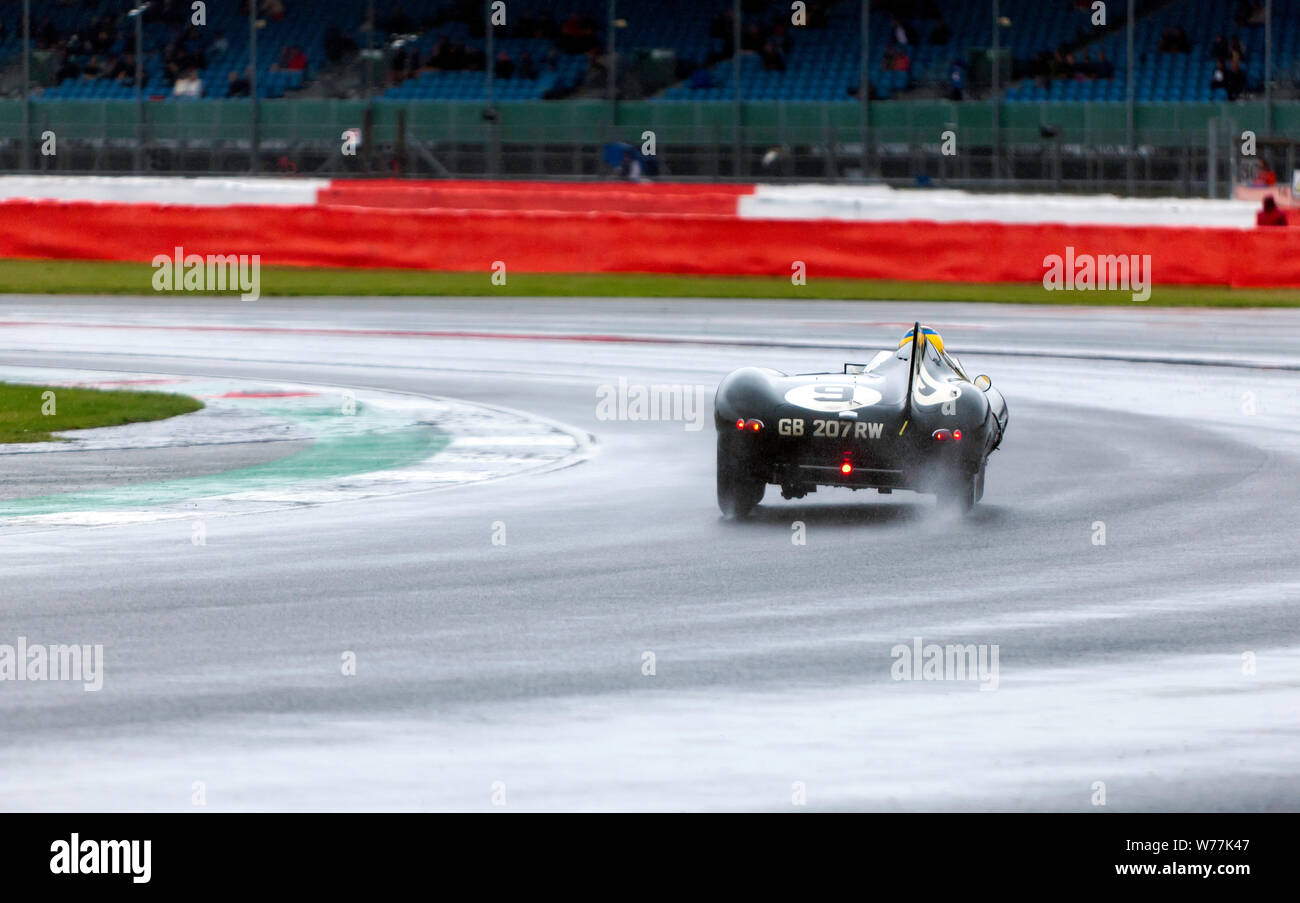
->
[840, 463, 852, 474]
[953, 429, 962, 441]
[749, 420, 762, 432]
[932, 429, 952, 441]
[736, 419, 745, 430]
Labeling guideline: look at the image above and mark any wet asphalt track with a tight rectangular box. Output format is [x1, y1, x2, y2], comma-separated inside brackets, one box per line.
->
[0, 296, 1298, 811]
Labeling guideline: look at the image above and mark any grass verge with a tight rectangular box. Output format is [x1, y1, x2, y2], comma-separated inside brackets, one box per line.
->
[0, 382, 204, 443]
[0, 258, 1298, 306]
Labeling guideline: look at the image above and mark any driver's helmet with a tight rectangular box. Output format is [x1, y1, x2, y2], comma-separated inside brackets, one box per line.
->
[898, 325, 944, 354]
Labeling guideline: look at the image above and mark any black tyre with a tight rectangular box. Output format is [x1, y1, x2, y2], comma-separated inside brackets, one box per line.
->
[937, 470, 977, 515]
[717, 433, 766, 519]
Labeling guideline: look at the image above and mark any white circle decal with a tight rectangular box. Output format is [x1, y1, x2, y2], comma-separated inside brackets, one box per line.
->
[783, 382, 883, 413]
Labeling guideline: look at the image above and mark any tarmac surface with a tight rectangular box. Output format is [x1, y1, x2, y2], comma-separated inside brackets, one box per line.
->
[0, 295, 1297, 811]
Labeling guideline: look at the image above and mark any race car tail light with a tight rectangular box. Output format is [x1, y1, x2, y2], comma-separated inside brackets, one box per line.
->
[932, 429, 952, 441]
[952, 429, 962, 441]
[841, 463, 852, 474]
[748, 419, 763, 432]
[736, 419, 745, 430]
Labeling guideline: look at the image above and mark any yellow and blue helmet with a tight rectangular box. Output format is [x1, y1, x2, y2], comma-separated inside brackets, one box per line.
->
[899, 325, 944, 354]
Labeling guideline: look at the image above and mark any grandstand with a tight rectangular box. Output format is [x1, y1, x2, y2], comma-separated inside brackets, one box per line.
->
[3, 0, 1294, 103]
[1, 0, 1298, 192]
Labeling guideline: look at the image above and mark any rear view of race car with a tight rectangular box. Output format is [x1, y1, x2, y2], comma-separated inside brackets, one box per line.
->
[714, 323, 1008, 518]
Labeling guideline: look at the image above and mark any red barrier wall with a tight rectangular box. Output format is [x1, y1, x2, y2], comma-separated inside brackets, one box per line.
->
[3, 199, 1299, 287]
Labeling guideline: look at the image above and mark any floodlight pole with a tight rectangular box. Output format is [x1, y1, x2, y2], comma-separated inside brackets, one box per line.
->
[1126, 0, 1135, 195]
[991, 0, 1000, 183]
[733, 0, 742, 177]
[606, 0, 616, 110]
[250, 0, 259, 172]
[21, 0, 30, 171]
[860, 0, 870, 179]
[486, 1, 497, 175]
[132, 4, 146, 174]
[486, 1, 495, 106]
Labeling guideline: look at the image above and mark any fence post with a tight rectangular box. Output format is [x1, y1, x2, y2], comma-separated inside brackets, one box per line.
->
[1207, 118, 1217, 199]
[1265, 0, 1272, 134]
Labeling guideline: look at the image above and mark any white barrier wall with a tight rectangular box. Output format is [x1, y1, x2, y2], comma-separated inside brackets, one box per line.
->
[0, 176, 326, 206]
[0, 176, 1264, 227]
[741, 184, 1259, 228]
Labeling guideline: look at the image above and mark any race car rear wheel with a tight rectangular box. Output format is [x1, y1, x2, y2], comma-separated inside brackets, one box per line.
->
[717, 434, 766, 519]
[937, 470, 977, 515]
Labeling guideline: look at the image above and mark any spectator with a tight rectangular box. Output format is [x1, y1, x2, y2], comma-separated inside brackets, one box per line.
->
[109, 54, 135, 82]
[1257, 195, 1288, 226]
[1159, 26, 1189, 54]
[227, 69, 251, 97]
[1211, 34, 1229, 62]
[55, 52, 81, 83]
[558, 13, 596, 54]
[619, 147, 643, 181]
[1048, 50, 1071, 79]
[1251, 158, 1277, 187]
[948, 59, 966, 100]
[285, 46, 308, 71]
[892, 16, 917, 46]
[389, 43, 408, 79]
[1225, 56, 1247, 99]
[772, 24, 793, 55]
[1065, 52, 1084, 81]
[517, 52, 538, 80]
[495, 51, 514, 79]
[1094, 50, 1114, 79]
[173, 67, 203, 98]
[1230, 37, 1248, 62]
[430, 38, 451, 69]
[761, 41, 786, 72]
